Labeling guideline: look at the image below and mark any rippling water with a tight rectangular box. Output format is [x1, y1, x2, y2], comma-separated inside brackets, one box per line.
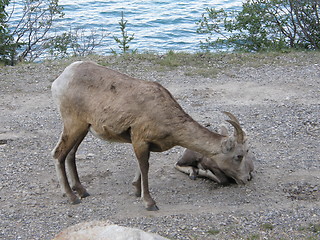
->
[12, 0, 243, 54]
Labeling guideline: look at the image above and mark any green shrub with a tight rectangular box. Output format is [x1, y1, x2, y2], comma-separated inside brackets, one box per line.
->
[111, 11, 136, 55]
[197, 0, 320, 52]
[0, 0, 13, 65]
[1, 0, 64, 65]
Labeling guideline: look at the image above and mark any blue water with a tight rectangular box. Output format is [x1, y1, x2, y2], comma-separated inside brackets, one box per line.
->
[11, 0, 243, 54]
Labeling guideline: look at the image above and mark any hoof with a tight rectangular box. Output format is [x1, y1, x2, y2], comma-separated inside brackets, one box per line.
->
[132, 182, 141, 197]
[80, 191, 90, 199]
[134, 192, 141, 197]
[70, 197, 81, 205]
[189, 175, 197, 180]
[146, 204, 159, 211]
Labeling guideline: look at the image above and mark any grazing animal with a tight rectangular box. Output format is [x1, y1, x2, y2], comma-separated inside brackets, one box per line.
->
[175, 113, 255, 185]
[51, 61, 252, 211]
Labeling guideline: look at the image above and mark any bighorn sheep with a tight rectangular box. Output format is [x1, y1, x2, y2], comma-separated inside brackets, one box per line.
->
[51, 61, 252, 211]
[175, 113, 255, 185]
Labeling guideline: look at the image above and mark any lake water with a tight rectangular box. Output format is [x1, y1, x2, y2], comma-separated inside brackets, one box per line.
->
[11, 0, 243, 54]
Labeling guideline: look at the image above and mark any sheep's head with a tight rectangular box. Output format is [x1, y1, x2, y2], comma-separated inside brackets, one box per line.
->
[212, 112, 255, 185]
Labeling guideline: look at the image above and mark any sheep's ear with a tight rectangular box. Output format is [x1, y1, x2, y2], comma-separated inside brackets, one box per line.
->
[219, 125, 229, 136]
[221, 138, 235, 153]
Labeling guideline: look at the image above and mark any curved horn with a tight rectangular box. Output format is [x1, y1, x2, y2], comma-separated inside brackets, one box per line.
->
[222, 111, 240, 125]
[226, 120, 244, 143]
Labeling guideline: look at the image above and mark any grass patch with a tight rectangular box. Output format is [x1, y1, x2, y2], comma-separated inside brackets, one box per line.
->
[260, 223, 274, 231]
[309, 223, 320, 233]
[247, 234, 260, 240]
[40, 50, 320, 79]
[306, 237, 320, 240]
[157, 50, 182, 68]
[115, 50, 320, 73]
[207, 228, 220, 235]
[185, 67, 219, 78]
[298, 223, 320, 233]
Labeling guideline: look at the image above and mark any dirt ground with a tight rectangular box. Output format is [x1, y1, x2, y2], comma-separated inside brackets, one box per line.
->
[0, 52, 319, 240]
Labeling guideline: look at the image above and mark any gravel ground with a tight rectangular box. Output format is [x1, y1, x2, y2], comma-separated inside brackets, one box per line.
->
[0, 52, 319, 240]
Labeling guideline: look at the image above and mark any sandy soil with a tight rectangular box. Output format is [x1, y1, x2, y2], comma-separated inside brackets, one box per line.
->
[0, 52, 319, 239]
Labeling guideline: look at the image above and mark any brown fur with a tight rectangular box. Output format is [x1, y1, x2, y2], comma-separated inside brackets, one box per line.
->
[175, 147, 255, 185]
[51, 61, 251, 210]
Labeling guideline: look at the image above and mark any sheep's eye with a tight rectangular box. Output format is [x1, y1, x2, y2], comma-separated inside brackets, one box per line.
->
[236, 155, 243, 162]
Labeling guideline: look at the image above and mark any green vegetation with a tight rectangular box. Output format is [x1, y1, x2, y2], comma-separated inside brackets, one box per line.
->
[207, 228, 220, 235]
[246, 234, 260, 240]
[1, 0, 320, 65]
[260, 223, 274, 230]
[297, 223, 320, 240]
[197, 0, 320, 52]
[1, 0, 64, 65]
[111, 11, 136, 55]
[44, 28, 107, 59]
[0, 0, 12, 65]
[309, 223, 320, 233]
[51, 50, 318, 81]
[0, 0, 107, 65]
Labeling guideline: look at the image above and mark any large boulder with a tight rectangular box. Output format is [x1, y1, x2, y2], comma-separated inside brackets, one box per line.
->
[53, 220, 169, 240]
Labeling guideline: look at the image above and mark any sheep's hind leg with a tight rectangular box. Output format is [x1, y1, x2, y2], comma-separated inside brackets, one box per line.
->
[132, 168, 141, 197]
[66, 129, 90, 199]
[52, 122, 89, 204]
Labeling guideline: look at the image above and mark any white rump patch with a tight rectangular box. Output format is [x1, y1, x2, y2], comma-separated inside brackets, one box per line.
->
[51, 61, 83, 104]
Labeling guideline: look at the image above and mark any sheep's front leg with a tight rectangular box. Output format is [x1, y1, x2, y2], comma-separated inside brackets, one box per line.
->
[132, 141, 158, 211]
[197, 169, 221, 183]
[174, 163, 199, 180]
[174, 163, 221, 183]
